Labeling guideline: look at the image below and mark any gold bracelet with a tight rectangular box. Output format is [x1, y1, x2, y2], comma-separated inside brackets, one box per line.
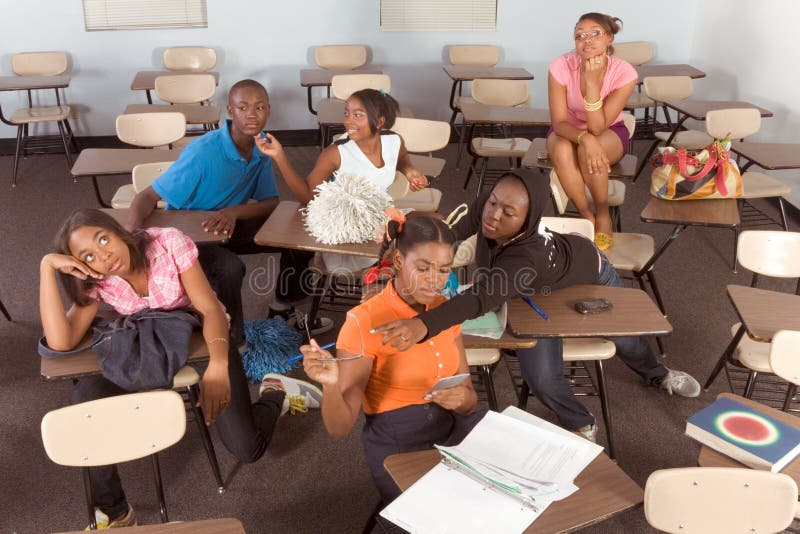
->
[576, 130, 588, 144]
[583, 97, 603, 112]
[206, 337, 229, 345]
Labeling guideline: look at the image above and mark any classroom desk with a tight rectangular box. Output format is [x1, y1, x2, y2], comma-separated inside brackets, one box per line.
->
[41, 330, 209, 382]
[704, 285, 800, 390]
[299, 68, 383, 115]
[522, 138, 638, 179]
[442, 65, 534, 121]
[55, 518, 246, 534]
[100, 208, 228, 245]
[731, 141, 800, 171]
[640, 197, 740, 272]
[634, 64, 706, 83]
[123, 103, 221, 128]
[462, 331, 537, 350]
[131, 70, 220, 104]
[70, 148, 181, 207]
[507, 285, 671, 339]
[697, 393, 800, 486]
[384, 448, 643, 533]
[661, 100, 773, 147]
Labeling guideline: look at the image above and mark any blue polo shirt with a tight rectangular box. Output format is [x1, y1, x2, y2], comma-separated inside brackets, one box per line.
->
[152, 120, 278, 210]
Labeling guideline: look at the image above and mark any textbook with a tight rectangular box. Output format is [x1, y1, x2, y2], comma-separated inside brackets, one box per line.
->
[686, 396, 800, 472]
[379, 407, 603, 534]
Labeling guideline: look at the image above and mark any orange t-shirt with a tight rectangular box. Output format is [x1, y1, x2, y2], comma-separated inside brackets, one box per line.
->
[336, 281, 462, 415]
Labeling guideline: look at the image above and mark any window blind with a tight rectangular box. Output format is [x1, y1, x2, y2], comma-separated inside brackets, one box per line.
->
[83, 0, 208, 31]
[380, 0, 497, 32]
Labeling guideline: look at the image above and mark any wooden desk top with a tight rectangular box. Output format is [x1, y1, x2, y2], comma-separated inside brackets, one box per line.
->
[124, 103, 221, 125]
[640, 197, 740, 227]
[462, 330, 538, 350]
[507, 285, 672, 338]
[698, 393, 800, 486]
[635, 63, 706, 81]
[317, 99, 414, 125]
[442, 65, 534, 81]
[300, 68, 384, 87]
[56, 518, 245, 534]
[254, 201, 380, 258]
[100, 209, 228, 245]
[41, 331, 210, 382]
[731, 141, 800, 170]
[131, 70, 220, 91]
[665, 99, 773, 120]
[460, 102, 551, 126]
[384, 449, 643, 533]
[0, 75, 70, 91]
[727, 285, 800, 343]
[523, 138, 637, 179]
[71, 148, 181, 177]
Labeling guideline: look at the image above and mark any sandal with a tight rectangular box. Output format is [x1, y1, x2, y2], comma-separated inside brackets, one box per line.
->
[594, 232, 613, 251]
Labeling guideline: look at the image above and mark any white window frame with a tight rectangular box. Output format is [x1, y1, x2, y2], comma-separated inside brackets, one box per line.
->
[82, 0, 208, 32]
[380, 0, 497, 32]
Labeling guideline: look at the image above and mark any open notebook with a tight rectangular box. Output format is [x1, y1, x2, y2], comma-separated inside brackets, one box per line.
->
[380, 407, 603, 533]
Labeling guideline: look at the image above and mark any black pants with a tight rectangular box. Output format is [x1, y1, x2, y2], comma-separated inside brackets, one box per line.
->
[197, 218, 314, 346]
[362, 403, 488, 503]
[70, 347, 284, 519]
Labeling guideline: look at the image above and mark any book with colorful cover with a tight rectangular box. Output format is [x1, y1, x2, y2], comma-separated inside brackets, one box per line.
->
[686, 396, 800, 472]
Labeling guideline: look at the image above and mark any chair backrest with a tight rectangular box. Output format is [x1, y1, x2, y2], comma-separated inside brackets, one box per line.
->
[548, 169, 570, 215]
[388, 171, 410, 200]
[116, 112, 186, 148]
[132, 162, 175, 192]
[644, 467, 798, 534]
[41, 390, 186, 467]
[314, 45, 368, 70]
[471, 79, 529, 107]
[448, 45, 500, 67]
[643, 76, 693, 103]
[12, 51, 68, 76]
[737, 230, 800, 278]
[621, 112, 636, 137]
[705, 108, 761, 140]
[540, 216, 594, 239]
[155, 73, 216, 104]
[612, 42, 654, 66]
[770, 330, 800, 386]
[331, 73, 391, 100]
[391, 117, 451, 153]
[162, 47, 216, 71]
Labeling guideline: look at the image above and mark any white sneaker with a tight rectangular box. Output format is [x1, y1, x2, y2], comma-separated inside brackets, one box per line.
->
[85, 504, 136, 529]
[260, 373, 323, 415]
[573, 423, 597, 443]
[659, 368, 701, 398]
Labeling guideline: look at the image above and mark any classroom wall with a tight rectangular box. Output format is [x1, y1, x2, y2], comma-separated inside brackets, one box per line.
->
[689, 0, 800, 207]
[0, 0, 696, 138]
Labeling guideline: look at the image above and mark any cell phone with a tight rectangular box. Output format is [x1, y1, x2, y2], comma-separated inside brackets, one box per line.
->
[259, 131, 270, 143]
[574, 298, 613, 314]
[426, 373, 471, 395]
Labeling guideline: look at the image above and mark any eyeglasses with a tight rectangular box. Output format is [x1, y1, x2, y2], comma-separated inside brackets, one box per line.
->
[574, 30, 605, 42]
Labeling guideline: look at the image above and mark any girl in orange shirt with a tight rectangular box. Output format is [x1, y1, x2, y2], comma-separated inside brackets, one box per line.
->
[301, 216, 486, 502]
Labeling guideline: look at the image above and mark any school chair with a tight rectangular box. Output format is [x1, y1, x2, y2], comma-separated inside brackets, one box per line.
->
[465, 349, 501, 410]
[41, 390, 186, 529]
[506, 216, 619, 459]
[462, 78, 531, 196]
[116, 112, 186, 149]
[616, 42, 655, 134]
[391, 117, 452, 212]
[5, 51, 76, 187]
[153, 73, 220, 138]
[446, 45, 500, 126]
[644, 467, 798, 534]
[768, 330, 800, 412]
[111, 161, 173, 209]
[705, 231, 800, 400]
[162, 47, 217, 72]
[314, 45, 368, 71]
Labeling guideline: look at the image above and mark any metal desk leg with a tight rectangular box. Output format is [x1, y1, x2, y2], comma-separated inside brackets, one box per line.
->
[306, 86, 318, 116]
[145, 89, 153, 104]
[90, 176, 112, 208]
[638, 224, 688, 274]
[703, 324, 746, 390]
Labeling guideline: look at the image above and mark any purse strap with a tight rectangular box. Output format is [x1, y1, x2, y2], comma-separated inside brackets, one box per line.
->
[676, 146, 718, 181]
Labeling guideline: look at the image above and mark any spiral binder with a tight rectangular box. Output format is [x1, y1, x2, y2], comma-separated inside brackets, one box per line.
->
[441, 456, 539, 512]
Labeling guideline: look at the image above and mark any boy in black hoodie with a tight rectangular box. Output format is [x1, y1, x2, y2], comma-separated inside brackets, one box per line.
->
[373, 170, 700, 438]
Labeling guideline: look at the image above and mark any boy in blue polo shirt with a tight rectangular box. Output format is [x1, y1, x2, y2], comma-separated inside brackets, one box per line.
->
[127, 79, 331, 345]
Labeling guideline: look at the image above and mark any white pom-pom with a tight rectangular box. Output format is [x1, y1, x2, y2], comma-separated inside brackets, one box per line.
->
[303, 172, 393, 245]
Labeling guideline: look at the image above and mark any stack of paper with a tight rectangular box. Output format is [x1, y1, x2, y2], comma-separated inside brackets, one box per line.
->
[380, 407, 603, 534]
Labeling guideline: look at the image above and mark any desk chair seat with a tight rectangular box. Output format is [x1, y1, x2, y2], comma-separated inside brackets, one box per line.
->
[741, 171, 792, 198]
[731, 323, 771, 372]
[393, 188, 442, 212]
[111, 161, 174, 209]
[111, 185, 168, 209]
[10, 105, 71, 123]
[407, 153, 446, 178]
[625, 92, 654, 110]
[466, 348, 501, 410]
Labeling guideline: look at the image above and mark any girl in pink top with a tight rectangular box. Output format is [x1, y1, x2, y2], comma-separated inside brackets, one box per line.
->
[547, 13, 638, 249]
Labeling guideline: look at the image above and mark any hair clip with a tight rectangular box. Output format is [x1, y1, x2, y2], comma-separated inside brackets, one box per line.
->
[443, 203, 469, 228]
[379, 88, 388, 97]
[362, 259, 392, 284]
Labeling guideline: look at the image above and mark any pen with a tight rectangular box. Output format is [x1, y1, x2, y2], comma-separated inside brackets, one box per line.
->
[287, 342, 335, 363]
[523, 296, 549, 320]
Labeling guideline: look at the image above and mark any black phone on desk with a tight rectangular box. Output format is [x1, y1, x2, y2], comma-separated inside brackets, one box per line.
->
[574, 298, 613, 314]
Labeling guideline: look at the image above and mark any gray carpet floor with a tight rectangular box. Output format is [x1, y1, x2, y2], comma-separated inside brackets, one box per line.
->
[0, 136, 797, 533]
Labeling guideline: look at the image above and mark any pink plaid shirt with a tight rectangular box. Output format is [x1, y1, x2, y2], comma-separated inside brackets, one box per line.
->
[86, 227, 201, 315]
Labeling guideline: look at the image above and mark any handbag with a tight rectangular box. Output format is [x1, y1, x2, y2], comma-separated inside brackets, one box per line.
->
[650, 139, 743, 200]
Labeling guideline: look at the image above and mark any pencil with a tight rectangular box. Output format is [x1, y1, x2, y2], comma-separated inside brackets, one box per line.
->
[287, 342, 335, 363]
[523, 296, 549, 320]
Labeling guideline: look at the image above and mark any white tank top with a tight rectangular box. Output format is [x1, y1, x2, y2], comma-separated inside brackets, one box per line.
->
[335, 133, 400, 192]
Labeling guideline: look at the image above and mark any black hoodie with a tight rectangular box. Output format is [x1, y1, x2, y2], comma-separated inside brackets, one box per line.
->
[419, 169, 600, 339]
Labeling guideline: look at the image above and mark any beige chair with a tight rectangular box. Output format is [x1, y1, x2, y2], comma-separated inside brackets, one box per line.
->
[616, 42, 655, 134]
[465, 348, 501, 410]
[154, 73, 216, 105]
[5, 51, 75, 187]
[391, 117, 452, 212]
[769, 330, 800, 411]
[463, 79, 531, 196]
[116, 112, 186, 148]
[314, 45, 368, 70]
[331, 73, 391, 100]
[448, 45, 500, 67]
[644, 467, 798, 534]
[162, 47, 216, 71]
[41, 390, 186, 528]
[110, 161, 173, 209]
